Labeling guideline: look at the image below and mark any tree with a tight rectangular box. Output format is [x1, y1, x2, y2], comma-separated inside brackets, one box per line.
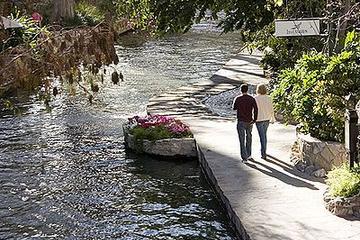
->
[53, 0, 75, 20]
[0, 0, 120, 100]
[151, 0, 278, 34]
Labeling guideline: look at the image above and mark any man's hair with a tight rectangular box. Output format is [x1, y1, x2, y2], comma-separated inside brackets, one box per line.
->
[240, 84, 248, 93]
[256, 84, 267, 95]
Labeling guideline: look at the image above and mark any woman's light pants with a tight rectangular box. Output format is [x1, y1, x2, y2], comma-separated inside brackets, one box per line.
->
[255, 120, 270, 158]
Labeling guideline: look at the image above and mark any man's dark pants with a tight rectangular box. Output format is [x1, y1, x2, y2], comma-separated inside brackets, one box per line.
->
[237, 121, 253, 160]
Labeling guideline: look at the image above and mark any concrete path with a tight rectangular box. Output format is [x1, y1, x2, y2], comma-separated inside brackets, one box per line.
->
[147, 52, 360, 240]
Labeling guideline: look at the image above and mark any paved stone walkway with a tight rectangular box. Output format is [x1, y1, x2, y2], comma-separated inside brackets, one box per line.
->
[147, 52, 360, 240]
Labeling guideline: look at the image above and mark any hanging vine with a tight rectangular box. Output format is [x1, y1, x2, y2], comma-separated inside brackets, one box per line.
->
[0, 22, 122, 101]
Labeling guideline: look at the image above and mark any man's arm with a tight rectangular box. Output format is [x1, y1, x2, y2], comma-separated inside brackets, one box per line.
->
[232, 97, 237, 110]
[253, 98, 258, 122]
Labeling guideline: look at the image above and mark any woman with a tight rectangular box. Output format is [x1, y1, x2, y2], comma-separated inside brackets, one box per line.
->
[254, 84, 275, 160]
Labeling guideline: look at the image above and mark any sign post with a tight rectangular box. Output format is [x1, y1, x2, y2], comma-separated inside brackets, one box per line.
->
[275, 18, 321, 37]
[345, 109, 359, 169]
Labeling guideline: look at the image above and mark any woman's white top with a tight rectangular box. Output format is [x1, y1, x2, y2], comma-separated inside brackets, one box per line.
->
[254, 94, 275, 122]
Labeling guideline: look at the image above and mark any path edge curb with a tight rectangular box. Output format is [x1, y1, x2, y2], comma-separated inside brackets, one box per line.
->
[197, 145, 250, 240]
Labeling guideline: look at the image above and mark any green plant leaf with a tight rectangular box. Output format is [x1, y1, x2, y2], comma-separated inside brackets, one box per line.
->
[344, 30, 355, 47]
[273, 0, 284, 7]
[326, 163, 360, 198]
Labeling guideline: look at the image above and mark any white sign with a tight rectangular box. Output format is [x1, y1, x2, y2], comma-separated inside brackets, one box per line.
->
[0, 16, 23, 29]
[275, 19, 320, 37]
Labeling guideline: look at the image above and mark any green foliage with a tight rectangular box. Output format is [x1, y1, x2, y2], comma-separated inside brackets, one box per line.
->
[150, 0, 279, 34]
[74, 1, 105, 26]
[1, 11, 49, 50]
[244, 22, 324, 75]
[92, 0, 116, 14]
[238, 0, 326, 75]
[278, 0, 326, 19]
[131, 125, 172, 141]
[261, 37, 324, 72]
[271, 31, 360, 142]
[326, 163, 360, 198]
[273, 0, 284, 7]
[130, 125, 192, 142]
[115, 0, 153, 31]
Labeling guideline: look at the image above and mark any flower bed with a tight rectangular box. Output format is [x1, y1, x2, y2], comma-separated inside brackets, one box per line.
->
[123, 115, 197, 158]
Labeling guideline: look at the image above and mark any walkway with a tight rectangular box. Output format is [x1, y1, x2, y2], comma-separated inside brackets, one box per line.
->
[147, 52, 360, 240]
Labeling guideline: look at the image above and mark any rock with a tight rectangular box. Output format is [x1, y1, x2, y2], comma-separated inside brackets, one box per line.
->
[312, 168, 327, 178]
[333, 206, 353, 216]
[124, 130, 197, 158]
[323, 193, 332, 203]
[297, 133, 347, 171]
[324, 189, 360, 219]
[305, 165, 315, 175]
[290, 156, 298, 163]
[141, 137, 197, 157]
[294, 160, 307, 172]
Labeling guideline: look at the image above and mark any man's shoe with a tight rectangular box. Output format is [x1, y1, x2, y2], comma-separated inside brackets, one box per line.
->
[247, 156, 254, 161]
[241, 158, 248, 163]
[261, 155, 267, 160]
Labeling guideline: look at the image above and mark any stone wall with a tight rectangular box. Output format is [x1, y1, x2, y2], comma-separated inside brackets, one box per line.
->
[324, 191, 360, 219]
[124, 128, 197, 158]
[295, 133, 347, 171]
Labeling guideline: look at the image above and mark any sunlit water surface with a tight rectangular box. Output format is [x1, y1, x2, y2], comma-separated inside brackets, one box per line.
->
[0, 28, 242, 239]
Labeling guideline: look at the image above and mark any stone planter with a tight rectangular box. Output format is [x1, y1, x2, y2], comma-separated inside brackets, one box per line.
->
[294, 133, 347, 172]
[324, 190, 360, 219]
[123, 126, 197, 158]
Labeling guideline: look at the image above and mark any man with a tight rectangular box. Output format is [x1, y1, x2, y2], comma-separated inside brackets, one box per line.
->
[232, 84, 258, 162]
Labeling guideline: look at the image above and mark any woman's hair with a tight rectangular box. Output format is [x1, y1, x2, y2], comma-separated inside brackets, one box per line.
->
[257, 84, 267, 95]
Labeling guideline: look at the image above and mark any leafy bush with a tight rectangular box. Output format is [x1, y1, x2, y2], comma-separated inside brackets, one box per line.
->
[271, 31, 360, 142]
[72, 1, 105, 26]
[1, 11, 49, 51]
[245, 24, 323, 74]
[128, 115, 193, 141]
[326, 163, 360, 198]
[131, 125, 173, 141]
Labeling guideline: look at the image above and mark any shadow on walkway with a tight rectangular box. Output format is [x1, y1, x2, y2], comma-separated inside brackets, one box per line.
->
[232, 54, 262, 65]
[245, 158, 319, 190]
[222, 66, 265, 78]
[267, 154, 325, 184]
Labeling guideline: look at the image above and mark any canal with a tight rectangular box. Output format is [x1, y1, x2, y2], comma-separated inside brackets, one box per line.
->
[0, 27, 242, 239]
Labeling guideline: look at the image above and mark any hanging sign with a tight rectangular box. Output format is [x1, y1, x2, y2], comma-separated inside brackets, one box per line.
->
[275, 18, 321, 37]
[0, 16, 23, 29]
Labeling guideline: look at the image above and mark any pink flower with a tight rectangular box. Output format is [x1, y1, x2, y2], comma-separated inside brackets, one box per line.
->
[128, 114, 191, 136]
[31, 12, 43, 23]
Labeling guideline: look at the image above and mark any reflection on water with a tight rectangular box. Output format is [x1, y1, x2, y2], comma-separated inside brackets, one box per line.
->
[0, 29, 241, 239]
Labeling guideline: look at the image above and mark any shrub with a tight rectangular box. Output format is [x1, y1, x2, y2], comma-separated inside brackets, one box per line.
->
[271, 31, 360, 142]
[72, 1, 105, 26]
[1, 11, 49, 51]
[127, 115, 193, 141]
[326, 163, 360, 198]
[245, 24, 323, 74]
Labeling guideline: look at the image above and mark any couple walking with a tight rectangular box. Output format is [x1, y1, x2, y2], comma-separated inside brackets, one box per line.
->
[232, 84, 275, 162]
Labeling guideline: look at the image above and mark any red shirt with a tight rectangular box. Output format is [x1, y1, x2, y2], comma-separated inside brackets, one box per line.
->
[233, 94, 258, 123]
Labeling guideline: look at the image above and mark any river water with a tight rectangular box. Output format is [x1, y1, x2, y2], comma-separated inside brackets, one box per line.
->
[0, 28, 242, 239]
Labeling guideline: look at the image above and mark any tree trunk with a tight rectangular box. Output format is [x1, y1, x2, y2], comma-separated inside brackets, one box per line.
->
[0, 1, 12, 16]
[53, 0, 75, 21]
[334, 0, 351, 53]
